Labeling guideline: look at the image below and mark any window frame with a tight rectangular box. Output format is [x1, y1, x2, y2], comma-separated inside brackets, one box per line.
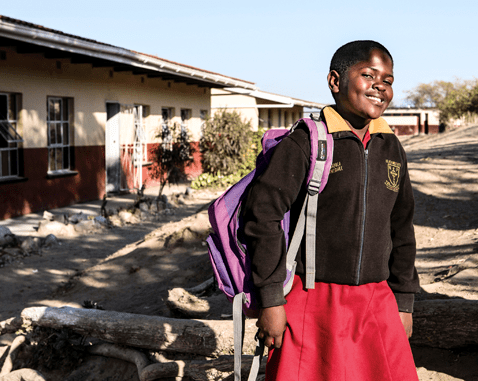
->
[161, 107, 175, 151]
[47, 96, 73, 174]
[0, 92, 23, 180]
[133, 104, 149, 163]
[180, 108, 191, 133]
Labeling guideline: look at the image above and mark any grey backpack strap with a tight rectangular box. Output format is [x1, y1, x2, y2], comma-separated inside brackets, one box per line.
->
[247, 333, 265, 381]
[233, 293, 246, 381]
[285, 117, 328, 291]
[233, 293, 264, 381]
[304, 119, 328, 289]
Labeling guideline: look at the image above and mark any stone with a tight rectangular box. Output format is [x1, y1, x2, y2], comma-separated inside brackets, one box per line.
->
[140, 211, 155, 221]
[43, 210, 68, 224]
[0, 226, 14, 246]
[20, 237, 41, 253]
[69, 212, 89, 224]
[118, 210, 140, 224]
[38, 220, 74, 236]
[94, 216, 108, 226]
[149, 202, 159, 214]
[73, 220, 100, 234]
[43, 234, 60, 247]
[108, 215, 124, 227]
[139, 202, 150, 212]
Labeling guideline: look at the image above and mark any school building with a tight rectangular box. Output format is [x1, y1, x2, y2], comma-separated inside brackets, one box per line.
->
[0, 15, 320, 220]
[382, 108, 441, 136]
[211, 88, 324, 130]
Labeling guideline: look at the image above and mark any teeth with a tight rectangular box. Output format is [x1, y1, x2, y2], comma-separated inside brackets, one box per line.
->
[367, 95, 383, 103]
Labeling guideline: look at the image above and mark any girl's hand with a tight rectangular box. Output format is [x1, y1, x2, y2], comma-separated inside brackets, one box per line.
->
[256, 305, 287, 348]
[399, 312, 413, 338]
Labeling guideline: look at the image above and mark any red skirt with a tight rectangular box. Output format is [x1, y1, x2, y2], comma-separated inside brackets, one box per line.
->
[265, 276, 418, 381]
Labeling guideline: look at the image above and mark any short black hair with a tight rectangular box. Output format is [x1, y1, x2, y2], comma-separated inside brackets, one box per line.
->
[330, 40, 393, 77]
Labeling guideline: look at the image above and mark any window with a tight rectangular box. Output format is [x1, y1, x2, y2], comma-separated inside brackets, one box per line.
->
[161, 107, 174, 151]
[0, 93, 22, 179]
[180, 109, 191, 136]
[47, 97, 73, 173]
[133, 105, 149, 162]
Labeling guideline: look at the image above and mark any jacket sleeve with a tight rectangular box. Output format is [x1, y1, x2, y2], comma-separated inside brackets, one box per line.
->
[242, 128, 310, 308]
[387, 146, 420, 313]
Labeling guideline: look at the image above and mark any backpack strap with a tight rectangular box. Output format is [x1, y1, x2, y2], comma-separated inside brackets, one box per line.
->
[233, 293, 264, 381]
[305, 118, 328, 288]
[233, 293, 246, 381]
[285, 116, 330, 290]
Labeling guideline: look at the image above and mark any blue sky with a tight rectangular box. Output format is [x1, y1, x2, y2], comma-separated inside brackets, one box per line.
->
[2, 1, 476, 105]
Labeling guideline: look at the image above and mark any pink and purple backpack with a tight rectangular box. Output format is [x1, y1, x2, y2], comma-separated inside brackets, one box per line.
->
[206, 116, 334, 380]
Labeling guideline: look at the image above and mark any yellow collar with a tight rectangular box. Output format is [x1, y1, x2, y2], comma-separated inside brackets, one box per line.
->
[323, 106, 393, 134]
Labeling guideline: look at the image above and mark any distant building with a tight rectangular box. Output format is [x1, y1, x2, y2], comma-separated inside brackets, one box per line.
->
[211, 88, 324, 130]
[382, 108, 441, 136]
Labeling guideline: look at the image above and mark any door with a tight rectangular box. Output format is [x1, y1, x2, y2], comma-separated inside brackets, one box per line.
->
[106, 102, 121, 193]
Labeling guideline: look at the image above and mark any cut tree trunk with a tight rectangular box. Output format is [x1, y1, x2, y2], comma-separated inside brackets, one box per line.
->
[20, 306, 258, 357]
[19, 299, 478, 357]
[410, 299, 478, 348]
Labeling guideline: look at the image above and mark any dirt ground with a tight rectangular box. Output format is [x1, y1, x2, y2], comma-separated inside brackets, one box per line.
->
[1, 124, 478, 380]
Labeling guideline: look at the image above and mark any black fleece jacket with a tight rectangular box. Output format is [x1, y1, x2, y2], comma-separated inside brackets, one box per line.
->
[243, 106, 420, 313]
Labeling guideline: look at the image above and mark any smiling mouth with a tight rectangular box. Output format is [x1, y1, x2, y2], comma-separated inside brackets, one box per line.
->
[366, 95, 384, 103]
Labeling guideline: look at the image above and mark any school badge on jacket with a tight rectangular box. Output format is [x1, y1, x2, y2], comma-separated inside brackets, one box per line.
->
[385, 159, 401, 192]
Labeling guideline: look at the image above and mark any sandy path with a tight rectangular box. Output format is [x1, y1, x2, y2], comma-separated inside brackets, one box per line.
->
[1, 126, 478, 380]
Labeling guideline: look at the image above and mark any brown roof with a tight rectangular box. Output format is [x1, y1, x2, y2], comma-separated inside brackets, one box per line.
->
[0, 14, 255, 86]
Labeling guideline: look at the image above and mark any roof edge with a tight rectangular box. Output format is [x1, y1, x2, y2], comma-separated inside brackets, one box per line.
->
[0, 15, 257, 90]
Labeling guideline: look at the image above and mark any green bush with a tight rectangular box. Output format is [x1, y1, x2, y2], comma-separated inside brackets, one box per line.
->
[192, 126, 265, 190]
[439, 83, 478, 123]
[200, 110, 253, 176]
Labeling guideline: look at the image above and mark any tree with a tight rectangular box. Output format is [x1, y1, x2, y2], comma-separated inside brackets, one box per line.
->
[148, 122, 195, 196]
[439, 82, 478, 122]
[404, 80, 456, 108]
[404, 79, 478, 124]
[200, 110, 252, 176]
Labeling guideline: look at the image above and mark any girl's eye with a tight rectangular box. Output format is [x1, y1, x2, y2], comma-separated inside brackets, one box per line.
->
[362, 73, 373, 79]
[384, 80, 393, 86]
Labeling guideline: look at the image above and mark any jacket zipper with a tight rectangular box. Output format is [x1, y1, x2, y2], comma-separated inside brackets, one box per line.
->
[356, 148, 369, 285]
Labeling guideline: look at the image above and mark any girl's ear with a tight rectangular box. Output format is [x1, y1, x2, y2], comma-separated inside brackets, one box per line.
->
[327, 70, 340, 94]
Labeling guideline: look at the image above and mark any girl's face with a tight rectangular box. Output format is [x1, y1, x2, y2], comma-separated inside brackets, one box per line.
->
[329, 49, 394, 129]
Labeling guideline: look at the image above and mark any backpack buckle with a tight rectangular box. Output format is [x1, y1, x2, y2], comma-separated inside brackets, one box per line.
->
[308, 179, 321, 196]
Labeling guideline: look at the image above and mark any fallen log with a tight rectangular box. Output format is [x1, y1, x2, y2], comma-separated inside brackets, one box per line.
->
[21, 306, 258, 357]
[19, 298, 478, 358]
[411, 299, 478, 348]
